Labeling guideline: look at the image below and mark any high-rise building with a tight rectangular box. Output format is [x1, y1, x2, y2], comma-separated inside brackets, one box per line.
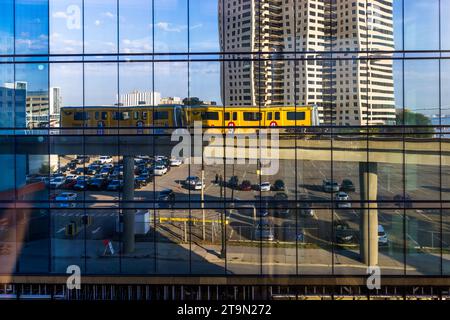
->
[219, 0, 396, 125]
[49, 87, 62, 116]
[120, 90, 162, 106]
[0, 81, 27, 128]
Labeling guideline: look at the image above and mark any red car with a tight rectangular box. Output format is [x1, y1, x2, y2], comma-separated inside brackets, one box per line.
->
[240, 180, 252, 191]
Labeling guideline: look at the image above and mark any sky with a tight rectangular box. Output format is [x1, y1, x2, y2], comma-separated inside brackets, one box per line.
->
[0, 0, 450, 115]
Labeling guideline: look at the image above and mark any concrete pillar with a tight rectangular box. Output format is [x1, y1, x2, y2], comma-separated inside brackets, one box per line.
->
[122, 155, 135, 253]
[359, 162, 378, 266]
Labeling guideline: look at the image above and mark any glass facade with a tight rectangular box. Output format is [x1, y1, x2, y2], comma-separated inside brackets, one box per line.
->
[0, 0, 449, 278]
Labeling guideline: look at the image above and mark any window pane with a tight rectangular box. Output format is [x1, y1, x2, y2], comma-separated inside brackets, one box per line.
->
[50, 0, 83, 54]
[84, 0, 117, 54]
[15, 0, 49, 54]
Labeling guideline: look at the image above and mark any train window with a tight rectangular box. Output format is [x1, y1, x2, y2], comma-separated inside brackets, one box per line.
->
[154, 111, 169, 120]
[267, 112, 272, 120]
[142, 112, 148, 120]
[233, 112, 237, 121]
[287, 112, 305, 121]
[201, 112, 219, 121]
[95, 112, 99, 120]
[224, 112, 230, 121]
[113, 112, 130, 120]
[243, 112, 261, 121]
[133, 111, 139, 120]
[275, 112, 280, 120]
[101, 112, 108, 120]
[74, 112, 90, 121]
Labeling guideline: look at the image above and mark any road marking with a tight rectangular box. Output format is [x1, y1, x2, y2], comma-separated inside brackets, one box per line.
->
[57, 227, 65, 233]
[92, 227, 101, 234]
[415, 210, 433, 222]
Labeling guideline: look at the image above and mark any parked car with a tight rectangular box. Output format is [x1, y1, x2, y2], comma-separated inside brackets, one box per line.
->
[259, 182, 271, 192]
[88, 178, 107, 190]
[135, 174, 151, 186]
[158, 189, 175, 202]
[55, 192, 77, 208]
[59, 165, 69, 173]
[73, 177, 89, 191]
[185, 176, 200, 187]
[240, 180, 252, 191]
[49, 176, 65, 189]
[61, 175, 78, 189]
[254, 219, 275, 241]
[228, 175, 239, 189]
[68, 161, 77, 170]
[323, 179, 340, 192]
[74, 167, 85, 175]
[340, 179, 355, 192]
[378, 225, 389, 246]
[75, 155, 90, 164]
[194, 180, 205, 190]
[335, 191, 351, 208]
[273, 179, 285, 191]
[134, 178, 144, 189]
[107, 179, 123, 191]
[334, 221, 354, 244]
[98, 156, 113, 164]
[99, 167, 112, 177]
[169, 158, 183, 166]
[153, 165, 168, 176]
[87, 165, 100, 175]
[299, 202, 314, 217]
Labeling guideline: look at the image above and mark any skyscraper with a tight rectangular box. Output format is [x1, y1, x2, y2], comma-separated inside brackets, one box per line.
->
[219, 0, 396, 125]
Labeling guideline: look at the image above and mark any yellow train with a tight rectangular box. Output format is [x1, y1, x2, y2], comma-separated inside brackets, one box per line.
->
[186, 105, 319, 133]
[60, 105, 185, 134]
[60, 105, 319, 134]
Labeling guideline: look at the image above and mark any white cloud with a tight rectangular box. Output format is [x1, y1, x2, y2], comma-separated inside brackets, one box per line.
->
[95, 20, 101, 26]
[121, 37, 152, 53]
[156, 22, 187, 33]
[103, 11, 115, 19]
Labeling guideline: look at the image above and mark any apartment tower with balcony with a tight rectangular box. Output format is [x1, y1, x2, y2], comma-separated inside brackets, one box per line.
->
[218, 0, 396, 125]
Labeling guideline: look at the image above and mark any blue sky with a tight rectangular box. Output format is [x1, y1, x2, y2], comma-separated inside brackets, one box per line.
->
[0, 0, 449, 115]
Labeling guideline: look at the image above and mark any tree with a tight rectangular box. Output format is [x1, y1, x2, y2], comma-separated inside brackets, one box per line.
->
[183, 97, 202, 106]
[396, 109, 435, 137]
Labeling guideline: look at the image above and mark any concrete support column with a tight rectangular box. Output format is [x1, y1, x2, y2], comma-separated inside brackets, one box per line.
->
[359, 162, 378, 266]
[122, 155, 135, 254]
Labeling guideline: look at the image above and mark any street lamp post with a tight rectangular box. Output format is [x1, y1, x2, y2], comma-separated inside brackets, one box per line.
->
[219, 176, 226, 259]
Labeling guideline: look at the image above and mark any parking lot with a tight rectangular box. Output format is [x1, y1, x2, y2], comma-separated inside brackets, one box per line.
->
[18, 152, 450, 275]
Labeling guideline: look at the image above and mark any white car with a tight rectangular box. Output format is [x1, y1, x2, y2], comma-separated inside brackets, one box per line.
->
[194, 181, 205, 190]
[153, 165, 168, 176]
[155, 155, 167, 162]
[260, 182, 271, 192]
[98, 156, 113, 164]
[170, 158, 183, 166]
[49, 176, 65, 189]
[335, 191, 351, 208]
[55, 192, 77, 208]
[65, 174, 78, 181]
[378, 225, 389, 246]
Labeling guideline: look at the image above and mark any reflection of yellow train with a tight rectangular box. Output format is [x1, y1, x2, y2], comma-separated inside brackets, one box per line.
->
[186, 105, 319, 133]
[60, 105, 185, 134]
[60, 105, 319, 133]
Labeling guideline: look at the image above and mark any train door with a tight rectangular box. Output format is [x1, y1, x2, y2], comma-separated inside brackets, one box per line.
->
[97, 120, 105, 135]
